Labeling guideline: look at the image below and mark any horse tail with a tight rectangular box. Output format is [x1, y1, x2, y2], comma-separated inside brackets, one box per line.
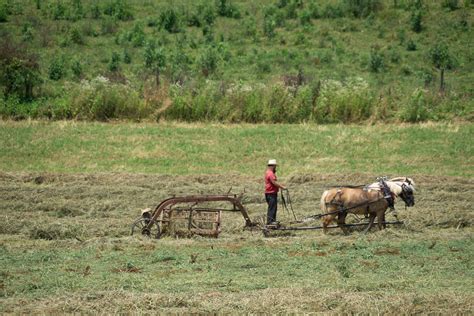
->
[320, 190, 329, 212]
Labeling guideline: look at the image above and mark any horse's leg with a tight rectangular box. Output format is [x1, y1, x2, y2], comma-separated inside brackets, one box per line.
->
[337, 212, 348, 235]
[381, 211, 387, 229]
[376, 211, 384, 230]
[364, 213, 376, 234]
[322, 214, 336, 234]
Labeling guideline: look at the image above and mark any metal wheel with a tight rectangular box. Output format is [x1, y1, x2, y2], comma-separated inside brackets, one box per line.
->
[130, 217, 161, 239]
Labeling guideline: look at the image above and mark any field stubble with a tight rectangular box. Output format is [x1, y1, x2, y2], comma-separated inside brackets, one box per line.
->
[0, 171, 472, 313]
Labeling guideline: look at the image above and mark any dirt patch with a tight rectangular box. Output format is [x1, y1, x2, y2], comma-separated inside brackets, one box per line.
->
[374, 247, 401, 255]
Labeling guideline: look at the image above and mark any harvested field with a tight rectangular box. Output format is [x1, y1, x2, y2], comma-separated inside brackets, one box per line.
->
[1, 171, 472, 313]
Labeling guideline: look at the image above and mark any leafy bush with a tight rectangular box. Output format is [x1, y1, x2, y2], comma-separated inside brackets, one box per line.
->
[49, 56, 66, 80]
[199, 3, 217, 26]
[369, 49, 384, 72]
[406, 39, 417, 51]
[263, 16, 277, 38]
[314, 77, 373, 123]
[442, 0, 459, 11]
[322, 3, 346, 19]
[0, 1, 8, 22]
[343, 0, 383, 18]
[70, 26, 84, 44]
[101, 16, 118, 35]
[216, 0, 241, 18]
[127, 22, 145, 47]
[199, 46, 219, 76]
[400, 88, 430, 122]
[160, 8, 182, 33]
[123, 50, 131, 64]
[71, 59, 82, 78]
[308, 1, 321, 18]
[48, 1, 67, 20]
[103, 0, 133, 21]
[299, 9, 312, 26]
[108, 52, 120, 72]
[0, 38, 41, 101]
[69, 76, 150, 121]
[90, 3, 101, 19]
[411, 10, 423, 32]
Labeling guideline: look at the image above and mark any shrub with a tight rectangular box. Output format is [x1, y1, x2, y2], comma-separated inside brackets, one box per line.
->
[101, 16, 118, 35]
[442, 0, 459, 10]
[216, 0, 241, 18]
[108, 51, 120, 72]
[285, 1, 298, 19]
[263, 16, 277, 38]
[70, 26, 84, 44]
[160, 8, 182, 33]
[308, 1, 321, 18]
[21, 24, 34, 42]
[199, 3, 217, 26]
[343, 0, 383, 18]
[0, 38, 41, 101]
[322, 3, 346, 18]
[314, 77, 373, 123]
[127, 22, 145, 47]
[406, 39, 417, 51]
[49, 56, 66, 80]
[48, 1, 67, 20]
[262, 83, 293, 122]
[0, 1, 8, 22]
[299, 9, 312, 26]
[199, 46, 219, 77]
[90, 3, 101, 19]
[123, 50, 132, 64]
[411, 10, 423, 32]
[70, 0, 85, 21]
[69, 76, 150, 121]
[71, 59, 82, 78]
[103, 0, 133, 21]
[400, 88, 430, 122]
[369, 49, 384, 72]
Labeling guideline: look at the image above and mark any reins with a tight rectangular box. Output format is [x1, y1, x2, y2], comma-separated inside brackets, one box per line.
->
[281, 188, 297, 221]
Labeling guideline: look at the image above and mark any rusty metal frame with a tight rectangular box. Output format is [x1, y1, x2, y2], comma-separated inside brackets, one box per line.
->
[143, 194, 254, 235]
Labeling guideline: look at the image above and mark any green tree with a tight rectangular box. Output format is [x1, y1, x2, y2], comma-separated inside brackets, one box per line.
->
[429, 42, 455, 92]
[144, 41, 166, 86]
[0, 39, 41, 101]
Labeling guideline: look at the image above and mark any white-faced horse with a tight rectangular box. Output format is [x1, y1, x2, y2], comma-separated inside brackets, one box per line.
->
[320, 177, 416, 234]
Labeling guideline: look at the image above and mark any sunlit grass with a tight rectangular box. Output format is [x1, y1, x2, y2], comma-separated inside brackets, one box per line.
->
[0, 121, 472, 177]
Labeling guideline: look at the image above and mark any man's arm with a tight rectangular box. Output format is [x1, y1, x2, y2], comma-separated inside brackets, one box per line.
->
[270, 178, 286, 190]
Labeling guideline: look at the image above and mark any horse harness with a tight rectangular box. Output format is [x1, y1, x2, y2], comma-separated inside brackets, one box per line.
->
[325, 179, 395, 216]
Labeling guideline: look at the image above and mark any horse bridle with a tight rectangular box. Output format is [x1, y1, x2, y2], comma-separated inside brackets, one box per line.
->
[398, 182, 415, 207]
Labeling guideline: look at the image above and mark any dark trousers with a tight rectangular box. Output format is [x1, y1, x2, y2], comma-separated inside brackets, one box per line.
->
[265, 193, 278, 224]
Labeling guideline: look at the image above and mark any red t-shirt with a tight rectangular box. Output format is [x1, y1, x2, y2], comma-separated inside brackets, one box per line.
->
[265, 169, 278, 194]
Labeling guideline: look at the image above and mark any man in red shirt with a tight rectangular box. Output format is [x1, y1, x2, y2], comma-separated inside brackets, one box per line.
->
[265, 159, 286, 225]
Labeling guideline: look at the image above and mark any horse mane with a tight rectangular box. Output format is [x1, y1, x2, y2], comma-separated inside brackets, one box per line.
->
[389, 177, 416, 191]
[366, 177, 416, 196]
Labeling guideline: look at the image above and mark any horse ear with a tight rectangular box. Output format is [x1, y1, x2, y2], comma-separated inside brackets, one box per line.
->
[406, 177, 411, 185]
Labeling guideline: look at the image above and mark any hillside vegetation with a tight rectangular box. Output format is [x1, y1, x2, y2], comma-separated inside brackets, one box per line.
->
[0, 0, 473, 122]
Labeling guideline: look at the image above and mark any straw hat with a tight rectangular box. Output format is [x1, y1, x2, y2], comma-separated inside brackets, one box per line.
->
[267, 159, 278, 166]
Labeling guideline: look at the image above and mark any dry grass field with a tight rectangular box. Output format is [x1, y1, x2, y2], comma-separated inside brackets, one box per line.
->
[0, 122, 472, 313]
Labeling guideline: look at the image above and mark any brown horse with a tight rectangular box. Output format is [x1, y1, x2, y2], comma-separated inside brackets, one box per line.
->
[320, 177, 415, 234]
